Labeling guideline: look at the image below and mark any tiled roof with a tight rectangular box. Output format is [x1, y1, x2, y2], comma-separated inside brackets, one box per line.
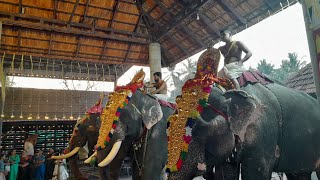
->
[285, 63, 316, 94]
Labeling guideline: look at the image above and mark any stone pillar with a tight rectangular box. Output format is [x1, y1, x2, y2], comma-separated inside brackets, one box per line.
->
[149, 43, 162, 83]
[301, 0, 320, 103]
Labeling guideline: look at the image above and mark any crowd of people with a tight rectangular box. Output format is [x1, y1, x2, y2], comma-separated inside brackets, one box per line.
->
[0, 148, 69, 180]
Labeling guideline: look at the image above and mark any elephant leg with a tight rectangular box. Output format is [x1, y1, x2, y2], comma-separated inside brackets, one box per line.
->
[105, 139, 133, 179]
[142, 122, 168, 180]
[168, 138, 205, 180]
[241, 151, 276, 180]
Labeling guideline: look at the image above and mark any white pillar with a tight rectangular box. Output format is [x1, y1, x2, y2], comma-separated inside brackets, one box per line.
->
[149, 43, 162, 83]
[301, 0, 320, 103]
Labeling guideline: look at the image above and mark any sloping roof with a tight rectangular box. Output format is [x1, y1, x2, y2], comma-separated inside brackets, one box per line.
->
[285, 63, 316, 94]
[0, 0, 298, 79]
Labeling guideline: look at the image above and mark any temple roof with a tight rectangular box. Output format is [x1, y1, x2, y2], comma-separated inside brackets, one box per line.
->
[285, 63, 316, 94]
[0, 0, 298, 78]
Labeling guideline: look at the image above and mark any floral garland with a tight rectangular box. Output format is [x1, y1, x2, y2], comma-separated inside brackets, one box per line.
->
[165, 47, 235, 172]
[95, 69, 145, 150]
[166, 75, 234, 172]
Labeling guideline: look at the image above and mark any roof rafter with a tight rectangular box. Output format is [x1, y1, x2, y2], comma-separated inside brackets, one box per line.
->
[0, 49, 147, 65]
[216, 0, 247, 25]
[108, 0, 119, 30]
[68, 0, 80, 24]
[53, 0, 58, 19]
[180, 25, 204, 47]
[48, 32, 53, 55]
[75, 36, 81, 57]
[167, 33, 188, 55]
[197, 11, 220, 36]
[155, 0, 211, 41]
[0, 17, 149, 45]
[80, 0, 90, 23]
[123, 10, 143, 64]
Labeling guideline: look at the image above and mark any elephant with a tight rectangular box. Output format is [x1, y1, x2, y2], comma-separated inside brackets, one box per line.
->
[94, 89, 175, 180]
[51, 107, 102, 179]
[167, 81, 320, 180]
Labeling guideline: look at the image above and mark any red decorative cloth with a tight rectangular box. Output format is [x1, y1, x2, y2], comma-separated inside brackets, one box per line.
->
[86, 97, 103, 114]
[237, 70, 273, 87]
[158, 99, 177, 110]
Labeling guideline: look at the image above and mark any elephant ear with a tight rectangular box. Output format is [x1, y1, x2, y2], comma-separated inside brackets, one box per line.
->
[223, 90, 262, 141]
[141, 99, 163, 129]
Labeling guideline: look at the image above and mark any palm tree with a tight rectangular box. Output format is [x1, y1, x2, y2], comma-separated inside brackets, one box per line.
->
[257, 59, 275, 76]
[166, 58, 197, 99]
[274, 53, 306, 82]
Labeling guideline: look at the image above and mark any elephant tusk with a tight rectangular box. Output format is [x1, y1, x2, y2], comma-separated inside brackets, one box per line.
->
[98, 141, 122, 167]
[84, 151, 97, 164]
[51, 147, 80, 160]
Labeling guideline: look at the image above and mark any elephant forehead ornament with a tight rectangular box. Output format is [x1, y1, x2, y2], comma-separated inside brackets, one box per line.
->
[95, 69, 145, 150]
[66, 96, 105, 154]
[166, 48, 234, 173]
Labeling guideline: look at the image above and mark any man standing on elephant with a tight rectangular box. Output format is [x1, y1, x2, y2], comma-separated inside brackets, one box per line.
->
[148, 72, 168, 101]
[218, 29, 252, 89]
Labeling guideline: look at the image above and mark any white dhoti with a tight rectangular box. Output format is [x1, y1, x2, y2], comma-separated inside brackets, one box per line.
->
[222, 62, 246, 79]
[153, 94, 169, 101]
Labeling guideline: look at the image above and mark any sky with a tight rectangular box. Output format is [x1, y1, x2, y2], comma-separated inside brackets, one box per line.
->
[7, 3, 311, 92]
[118, 3, 311, 86]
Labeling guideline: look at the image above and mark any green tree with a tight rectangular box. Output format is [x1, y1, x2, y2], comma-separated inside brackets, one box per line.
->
[274, 53, 306, 82]
[257, 59, 275, 76]
[166, 58, 197, 99]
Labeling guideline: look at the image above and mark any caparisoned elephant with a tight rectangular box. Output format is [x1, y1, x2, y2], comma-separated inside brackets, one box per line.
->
[93, 89, 175, 180]
[167, 81, 320, 180]
[52, 101, 102, 180]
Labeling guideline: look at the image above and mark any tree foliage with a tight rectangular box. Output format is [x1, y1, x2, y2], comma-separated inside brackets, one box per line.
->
[257, 52, 306, 83]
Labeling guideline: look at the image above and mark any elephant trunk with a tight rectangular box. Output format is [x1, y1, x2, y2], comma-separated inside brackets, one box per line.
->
[84, 151, 97, 164]
[97, 141, 122, 167]
[51, 147, 80, 160]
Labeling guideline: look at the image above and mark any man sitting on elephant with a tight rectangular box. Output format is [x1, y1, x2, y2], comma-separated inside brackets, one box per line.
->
[147, 72, 169, 101]
[218, 29, 252, 89]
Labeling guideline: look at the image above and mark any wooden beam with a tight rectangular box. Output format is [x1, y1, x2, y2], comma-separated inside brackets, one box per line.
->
[155, 0, 211, 41]
[48, 32, 53, 55]
[100, 40, 107, 60]
[0, 21, 2, 49]
[108, 0, 119, 30]
[123, 44, 131, 63]
[53, 0, 58, 19]
[0, 49, 147, 65]
[2, 34, 149, 55]
[18, 0, 22, 13]
[262, 0, 276, 11]
[197, 11, 220, 36]
[0, 17, 149, 45]
[18, 28, 21, 51]
[68, 0, 80, 24]
[167, 33, 188, 55]
[180, 25, 204, 47]
[216, 0, 246, 25]
[0, 11, 148, 38]
[75, 36, 81, 57]
[80, 0, 90, 23]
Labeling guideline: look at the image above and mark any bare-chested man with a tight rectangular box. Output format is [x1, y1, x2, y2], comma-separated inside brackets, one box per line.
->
[218, 29, 252, 89]
[145, 72, 168, 101]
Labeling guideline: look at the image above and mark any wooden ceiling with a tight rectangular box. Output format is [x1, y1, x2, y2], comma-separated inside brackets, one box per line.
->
[0, 0, 298, 78]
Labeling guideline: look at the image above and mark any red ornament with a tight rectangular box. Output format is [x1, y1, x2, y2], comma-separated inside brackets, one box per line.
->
[177, 159, 183, 170]
[183, 135, 192, 144]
